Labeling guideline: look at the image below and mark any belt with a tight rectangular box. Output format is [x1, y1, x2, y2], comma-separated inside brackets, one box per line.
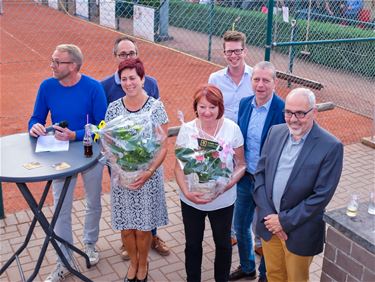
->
[245, 171, 255, 182]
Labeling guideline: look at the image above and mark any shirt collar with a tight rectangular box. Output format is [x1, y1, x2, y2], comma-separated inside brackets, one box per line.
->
[289, 126, 312, 145]
[251, 93, 274, 111]
[224, 63, 252, 78]
[114, 71, 120, 85]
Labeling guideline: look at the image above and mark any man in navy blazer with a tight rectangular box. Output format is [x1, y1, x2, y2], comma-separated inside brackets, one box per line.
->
[253, 88, 343, 282]
[230, 61, 285, 281]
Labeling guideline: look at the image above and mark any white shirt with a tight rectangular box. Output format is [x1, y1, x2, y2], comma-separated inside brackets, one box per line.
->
[175, 118, 244, 211]
[208, 64, 254, 122]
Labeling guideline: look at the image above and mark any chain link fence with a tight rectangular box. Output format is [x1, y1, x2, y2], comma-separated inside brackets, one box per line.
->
[1, 0, 374, 137]
[1, 0, 374, 217]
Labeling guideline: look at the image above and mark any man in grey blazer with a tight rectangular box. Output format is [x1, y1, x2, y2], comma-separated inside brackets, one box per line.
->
[253, 87, 344, 282]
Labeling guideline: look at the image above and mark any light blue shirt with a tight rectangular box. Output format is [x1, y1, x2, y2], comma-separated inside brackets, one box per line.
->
[245, 95, 273, 174]
[272, 131, 310, 213]
[208, 64, 254, 122]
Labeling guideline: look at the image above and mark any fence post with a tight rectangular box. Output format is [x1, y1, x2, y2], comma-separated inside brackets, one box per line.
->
[159, 0, 170, 39]
[0, 183, 4, 219]
[287, 19, 297, 87]
[264, 0, 274, 61]
[207, 0, 215, 61]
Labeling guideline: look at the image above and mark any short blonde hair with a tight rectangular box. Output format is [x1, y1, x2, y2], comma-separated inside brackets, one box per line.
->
[56, 44, 83, 71]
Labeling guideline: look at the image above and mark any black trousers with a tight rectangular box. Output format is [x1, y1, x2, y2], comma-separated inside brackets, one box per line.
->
[181, 201, 234, 282]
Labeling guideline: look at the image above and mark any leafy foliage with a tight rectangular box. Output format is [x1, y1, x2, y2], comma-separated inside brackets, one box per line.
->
[175, 146, 231, 183]
[110, 124, 160, 171]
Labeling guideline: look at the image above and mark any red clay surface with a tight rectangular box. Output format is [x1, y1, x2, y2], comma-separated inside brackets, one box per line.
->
[1, 1, 372, 214]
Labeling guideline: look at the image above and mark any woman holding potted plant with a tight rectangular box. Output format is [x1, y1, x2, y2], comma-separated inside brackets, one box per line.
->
[104, 58, 168, 282]
[174, 84, 246, 282]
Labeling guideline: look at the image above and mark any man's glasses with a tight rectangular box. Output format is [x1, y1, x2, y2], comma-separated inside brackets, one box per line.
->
[283, 108, 313, 119]
[117, 51, 137, 59]
[223, 48, 244, 56]
[50, 59, 73, 67]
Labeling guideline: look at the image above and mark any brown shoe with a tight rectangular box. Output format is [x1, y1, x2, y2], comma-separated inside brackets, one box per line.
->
[151, 235, 170, 256]
[120, 244, 130, 260]
[231, 237, 237, 246]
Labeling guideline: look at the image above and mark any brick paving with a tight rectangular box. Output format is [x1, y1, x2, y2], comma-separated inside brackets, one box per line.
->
[1, 143, 374, 282]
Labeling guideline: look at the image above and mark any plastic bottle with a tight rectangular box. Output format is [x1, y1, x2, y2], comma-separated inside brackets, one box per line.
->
[346, 194, 359, 218]
[368, 192, 375, 215]
[83, 124, 93, 157]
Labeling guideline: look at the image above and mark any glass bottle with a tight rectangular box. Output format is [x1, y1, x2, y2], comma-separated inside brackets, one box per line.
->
[368, 192, 375, 215]
[83, 124, 93, 157]
[346, 194, 359, 218]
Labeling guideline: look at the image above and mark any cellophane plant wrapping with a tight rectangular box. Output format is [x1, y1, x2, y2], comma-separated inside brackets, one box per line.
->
[92, 113, 164, 187]
[175, 129, 234, 200]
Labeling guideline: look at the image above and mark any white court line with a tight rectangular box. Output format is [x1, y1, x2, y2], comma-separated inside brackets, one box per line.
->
[1, 28, 46, 59]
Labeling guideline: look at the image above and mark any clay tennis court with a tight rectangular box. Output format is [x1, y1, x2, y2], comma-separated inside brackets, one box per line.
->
[1, 1, 372, 213]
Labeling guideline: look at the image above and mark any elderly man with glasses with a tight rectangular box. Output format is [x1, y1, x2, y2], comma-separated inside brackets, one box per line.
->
[253, 87, 343, 282]
[101, 36, 170, 260]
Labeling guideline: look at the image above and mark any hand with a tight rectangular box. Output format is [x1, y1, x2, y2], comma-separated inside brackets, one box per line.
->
[210, 181, 230, 200]
[275, 230, 288, 241]
[29, 123, 46, 137]
[127, 170, 153, 190]
[185, 191, 211, 204]
[53, 125, 75, 141]
[264, 214, 283, 234]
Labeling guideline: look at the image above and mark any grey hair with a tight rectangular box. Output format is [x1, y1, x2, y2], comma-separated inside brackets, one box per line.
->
[288, 87, 316, 108]
[56, 44, 83, 71]
[253, 61, 276, 79]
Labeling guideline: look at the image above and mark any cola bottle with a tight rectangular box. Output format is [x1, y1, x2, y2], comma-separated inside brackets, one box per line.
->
[83, 124, 93, 157]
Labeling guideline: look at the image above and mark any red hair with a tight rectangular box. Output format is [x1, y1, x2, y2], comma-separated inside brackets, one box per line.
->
[118, 58, 145, 79]
[193, 84, 224, 119]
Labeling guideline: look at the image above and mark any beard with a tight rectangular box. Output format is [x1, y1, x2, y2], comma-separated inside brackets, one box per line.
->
[287, 123, 303, 137]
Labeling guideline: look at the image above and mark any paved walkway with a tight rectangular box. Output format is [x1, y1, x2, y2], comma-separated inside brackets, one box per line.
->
[0, 142, 374, 282]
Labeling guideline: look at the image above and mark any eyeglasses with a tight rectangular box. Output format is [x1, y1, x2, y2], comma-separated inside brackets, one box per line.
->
[283, 108, 313, 119]
[223, 48, 244, 56]
[117, 51, 137, 59]
[50, 59, 73, 67]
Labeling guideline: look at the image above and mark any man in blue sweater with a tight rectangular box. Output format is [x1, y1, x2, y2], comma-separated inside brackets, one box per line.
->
[29, 44, 107, 282]
[101, 36, 170, 259]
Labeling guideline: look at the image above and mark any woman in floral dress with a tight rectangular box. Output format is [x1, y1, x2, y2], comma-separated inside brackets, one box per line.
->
[105, 58, 168, 282]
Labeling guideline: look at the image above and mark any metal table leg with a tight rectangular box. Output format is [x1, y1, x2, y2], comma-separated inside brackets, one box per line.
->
[1, 177, 92, 282]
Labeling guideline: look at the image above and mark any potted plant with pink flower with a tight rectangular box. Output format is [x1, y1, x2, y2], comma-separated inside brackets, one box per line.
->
[175, 138, 234, 199]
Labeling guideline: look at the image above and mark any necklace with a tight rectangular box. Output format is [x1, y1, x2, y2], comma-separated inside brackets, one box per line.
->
[197, 119, 221, 138]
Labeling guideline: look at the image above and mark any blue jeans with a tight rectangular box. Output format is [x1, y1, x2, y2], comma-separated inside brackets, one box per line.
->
[53, 162, 103, 262]
[234, 174, 256, 273]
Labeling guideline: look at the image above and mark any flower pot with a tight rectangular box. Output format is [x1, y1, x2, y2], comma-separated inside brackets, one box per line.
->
[116, 170, 141, 187]
[191, 180, 217, 200]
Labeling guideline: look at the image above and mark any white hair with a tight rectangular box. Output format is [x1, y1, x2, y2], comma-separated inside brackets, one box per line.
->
[287, 87, 316, 108]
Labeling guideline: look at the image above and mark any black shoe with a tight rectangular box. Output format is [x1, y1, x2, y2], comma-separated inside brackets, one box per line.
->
[229, 265, 257, 281]
[124, 276, 137, 282]
[124, 265, 137, 282]
[136, 262, 148, 282]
